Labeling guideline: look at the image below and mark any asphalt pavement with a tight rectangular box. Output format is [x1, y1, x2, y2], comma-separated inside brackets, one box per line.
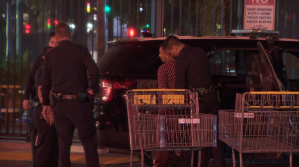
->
[1, 140, 299, 167]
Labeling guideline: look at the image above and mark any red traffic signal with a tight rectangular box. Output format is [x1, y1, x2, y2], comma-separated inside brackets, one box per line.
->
[25, 24, 31, 34]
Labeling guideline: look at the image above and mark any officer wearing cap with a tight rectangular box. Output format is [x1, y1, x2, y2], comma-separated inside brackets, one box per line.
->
[164, 36, 225, 167]
[41, 22, 100, 167]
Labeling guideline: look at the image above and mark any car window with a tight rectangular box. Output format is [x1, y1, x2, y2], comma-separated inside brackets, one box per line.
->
[210, 50, 267, 77]
[99, 45, 162, 75]
[113, 46, 162, 75]
[98, 45, 130, 73]
[283, 52, 299, 80]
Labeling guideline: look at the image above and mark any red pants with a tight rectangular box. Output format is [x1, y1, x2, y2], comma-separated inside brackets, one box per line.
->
[154, 151, 170, 167]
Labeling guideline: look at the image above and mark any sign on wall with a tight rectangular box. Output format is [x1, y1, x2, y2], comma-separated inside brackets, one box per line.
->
[244, 0, 276, 30]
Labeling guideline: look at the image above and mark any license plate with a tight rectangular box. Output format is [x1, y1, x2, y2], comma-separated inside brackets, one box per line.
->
[137, 79, 158, 89]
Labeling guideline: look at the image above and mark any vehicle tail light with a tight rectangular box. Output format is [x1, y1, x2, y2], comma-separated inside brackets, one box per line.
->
[101, 80, 136, 102]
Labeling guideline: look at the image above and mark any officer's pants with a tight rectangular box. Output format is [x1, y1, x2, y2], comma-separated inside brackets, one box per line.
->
[31, 110, 37, 167]
[33, 105, 59, 167]
[180, 93, 226, 167]
[52, 100, 99, 167]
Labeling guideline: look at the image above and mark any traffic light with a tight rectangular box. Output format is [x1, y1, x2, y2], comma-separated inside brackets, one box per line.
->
[25, 24, 31, 34]
[54, 19, 59, 25]
[146, 24, 150, 28]
[105, 6, 110, 12]
[128, 28, 136, 38]
[47, 19, 51, 28]
[87, 2, 90, 13]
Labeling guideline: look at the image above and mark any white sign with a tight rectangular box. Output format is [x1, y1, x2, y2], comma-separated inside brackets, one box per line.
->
[234, 113, 254, 118]
[178, 118, 200, 124]
[244, 0, 276, 30]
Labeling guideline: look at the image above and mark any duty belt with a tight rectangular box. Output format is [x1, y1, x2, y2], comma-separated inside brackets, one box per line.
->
[32, 101, 41, 108]
[192, 85, 218, 96]
[62, 94, 78, 100]
[53, 92, 78, 100]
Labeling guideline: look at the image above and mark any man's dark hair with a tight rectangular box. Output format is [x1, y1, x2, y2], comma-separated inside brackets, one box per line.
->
[49, 32, 56, 38]
[159, 43, 165, 50]
[164, 36, 184, 50]
[43, 46, 53, 56]
[55, 22, 71, 38]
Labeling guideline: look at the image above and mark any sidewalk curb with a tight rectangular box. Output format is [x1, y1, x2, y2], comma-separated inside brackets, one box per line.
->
[0, 140, 108, 154]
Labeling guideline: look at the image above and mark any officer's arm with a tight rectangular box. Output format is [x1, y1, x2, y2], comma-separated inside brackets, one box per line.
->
[24, 56, 42, 100]
[175, 60, 186, 89]
[82, 48, 99, 95]
[41, 56, 51, 106]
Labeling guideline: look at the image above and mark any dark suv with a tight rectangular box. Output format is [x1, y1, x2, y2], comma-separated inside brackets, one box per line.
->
[95, 30, 299, 150]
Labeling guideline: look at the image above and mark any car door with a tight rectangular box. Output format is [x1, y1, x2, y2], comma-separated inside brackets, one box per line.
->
[210, 42, 282, 109]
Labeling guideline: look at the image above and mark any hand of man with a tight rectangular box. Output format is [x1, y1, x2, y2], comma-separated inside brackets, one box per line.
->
[23, 100, 31, 110]
[42, 106, 55, 125]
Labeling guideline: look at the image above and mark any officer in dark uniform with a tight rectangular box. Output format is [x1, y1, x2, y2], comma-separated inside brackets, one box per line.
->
[164, 36, 226, 167]
[23, 32, 58, 167]
[34, 46, 58, 167]
[41, 22, 100, 167]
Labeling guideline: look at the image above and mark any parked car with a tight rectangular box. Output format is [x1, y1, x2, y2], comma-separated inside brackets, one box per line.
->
[94, 30, 299, 154]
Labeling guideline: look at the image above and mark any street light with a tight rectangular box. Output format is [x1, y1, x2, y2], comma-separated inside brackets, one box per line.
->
[69, 24, 75, 29]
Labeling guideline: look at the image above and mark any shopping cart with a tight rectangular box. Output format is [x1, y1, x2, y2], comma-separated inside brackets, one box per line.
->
[126, 89, 217, 167]
[219, 91, 299, 167]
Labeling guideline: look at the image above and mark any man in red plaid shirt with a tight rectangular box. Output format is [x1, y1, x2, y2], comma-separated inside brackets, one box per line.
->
[154, 44, 175, 167]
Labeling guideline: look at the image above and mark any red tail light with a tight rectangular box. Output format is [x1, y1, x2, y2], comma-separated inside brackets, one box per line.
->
[101, 80, 136, 102]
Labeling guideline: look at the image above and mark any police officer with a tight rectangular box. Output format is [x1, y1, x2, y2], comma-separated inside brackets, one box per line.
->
[41, 22, 100, 167]
[34, 46, 58, 167]
[23, 32, 58, 167]
[164, 36, 226, 167]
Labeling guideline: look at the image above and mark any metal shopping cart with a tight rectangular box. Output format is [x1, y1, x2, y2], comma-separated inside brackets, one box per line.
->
[126, 89, 217, 167]
[219, 91, 299, 167]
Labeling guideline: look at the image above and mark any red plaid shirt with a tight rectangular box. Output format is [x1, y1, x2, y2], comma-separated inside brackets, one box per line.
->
[157, 61, 175, 89]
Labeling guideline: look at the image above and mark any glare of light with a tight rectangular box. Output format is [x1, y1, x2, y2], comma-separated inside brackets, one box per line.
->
[146, 24, 149, 28]
[139, 7, 143, 12]
[87, 23, 93, 29]
[146, 31, 149, 33]
[87, 2, 90, 13]
[87, 28, 91, 33]
[164, 28, 166, 32]
[142, 30, 145, 32]
[93, 14, 97, 20]
[25, 24, 31, 29]
[54, 19, 59, 24]
[105, 6, 110, 12]
[25, 30, 30, 34]
[48, 25, 51, 28]
[2, 14, 5, 18]
[129, 29, 135, 37]
[69, 24, 75, 29]
[217, 24, 221, 29]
